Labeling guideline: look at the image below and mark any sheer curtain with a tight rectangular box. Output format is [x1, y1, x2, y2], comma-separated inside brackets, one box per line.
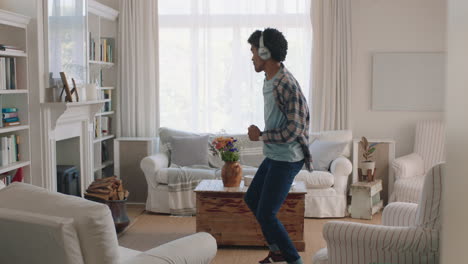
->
[311, 0, 351, 131]
[119, 0, 160, 137]
[159, 0, 312, 133]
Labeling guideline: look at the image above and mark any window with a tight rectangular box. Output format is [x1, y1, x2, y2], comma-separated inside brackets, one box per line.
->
[159, 0, 311, 133]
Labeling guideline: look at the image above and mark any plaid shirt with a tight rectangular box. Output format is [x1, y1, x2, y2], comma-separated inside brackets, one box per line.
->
[261, 64, 312, 171]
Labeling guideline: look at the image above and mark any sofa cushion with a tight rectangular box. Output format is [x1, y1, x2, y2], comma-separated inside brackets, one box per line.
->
[0, 183, 119, 264]
[0, 207, 85, 264]
[169, 135, 210, 166]
[309, 140, 348, 171]
[310, 130, 352, 157]
[296, 170, 335, 189]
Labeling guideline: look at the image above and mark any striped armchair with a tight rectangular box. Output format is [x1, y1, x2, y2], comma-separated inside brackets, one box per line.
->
[313, 163, 443, 264]
[390, 120, 445, 203]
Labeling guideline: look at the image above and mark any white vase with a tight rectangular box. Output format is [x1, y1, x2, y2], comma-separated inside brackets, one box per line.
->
[360, 161, 375, 177]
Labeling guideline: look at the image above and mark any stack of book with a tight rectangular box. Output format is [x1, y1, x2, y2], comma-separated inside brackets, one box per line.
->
[1, 108, 20, 128]
[0, 57, 17, 90]
[0, 134, 20, 166]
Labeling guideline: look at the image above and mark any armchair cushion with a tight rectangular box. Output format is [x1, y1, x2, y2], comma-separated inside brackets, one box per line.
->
[0, 183, 119, 264]
[169, 135, 210, 167]
[382, 202, 418, 227]
[309, 140, 348, 171]
[391, 176, 425, 203]
[392, 153, 425, 180]
[0, 208, 85, 264]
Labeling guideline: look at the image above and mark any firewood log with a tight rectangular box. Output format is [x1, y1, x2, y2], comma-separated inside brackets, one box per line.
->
[85, 192, 109, 201]
[118, 191, 125, 200]
[86, 188, 111, 195]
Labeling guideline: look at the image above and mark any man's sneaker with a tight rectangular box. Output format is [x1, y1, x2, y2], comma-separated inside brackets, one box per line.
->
[258, 251, 287, 263]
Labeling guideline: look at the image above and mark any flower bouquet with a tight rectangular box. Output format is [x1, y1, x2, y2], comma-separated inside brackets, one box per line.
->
[210, 137, 242, 187]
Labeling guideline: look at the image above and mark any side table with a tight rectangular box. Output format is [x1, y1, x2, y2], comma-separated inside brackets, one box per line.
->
[349, 179, 383, 220]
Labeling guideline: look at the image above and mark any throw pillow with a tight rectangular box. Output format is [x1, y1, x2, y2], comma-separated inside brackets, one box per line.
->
[309, 140, 348, 171]
[169, 135, 210, 167]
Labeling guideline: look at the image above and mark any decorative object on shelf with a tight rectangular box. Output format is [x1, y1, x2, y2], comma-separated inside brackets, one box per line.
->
[84, 176, 130, 232]
[71, 78, 80, 102]
[86, 83, 98, 101]
[59, 72, 79, 102]
[211, 136, 242, 187]
[359, 137, 379, 182]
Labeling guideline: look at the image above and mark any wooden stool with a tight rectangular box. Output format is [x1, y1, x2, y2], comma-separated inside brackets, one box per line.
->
[349, 179, 383, 220]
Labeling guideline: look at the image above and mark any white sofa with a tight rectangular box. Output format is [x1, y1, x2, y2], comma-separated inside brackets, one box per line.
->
[141, 127, 353, 218]
[0, 182, 217, 264]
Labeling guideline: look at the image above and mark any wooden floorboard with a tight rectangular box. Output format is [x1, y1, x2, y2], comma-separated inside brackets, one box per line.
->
[118, 205, 382, 263]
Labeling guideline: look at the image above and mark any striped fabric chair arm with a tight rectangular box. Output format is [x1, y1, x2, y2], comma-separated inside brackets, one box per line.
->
[323, 221, 439, 264]
[382, 202, 418, 227]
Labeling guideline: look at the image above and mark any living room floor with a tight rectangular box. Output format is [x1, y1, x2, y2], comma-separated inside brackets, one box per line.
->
[119, 204, 382, 263]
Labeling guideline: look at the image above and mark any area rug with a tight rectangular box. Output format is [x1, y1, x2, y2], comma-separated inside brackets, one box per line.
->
[118, 212, 197, 251]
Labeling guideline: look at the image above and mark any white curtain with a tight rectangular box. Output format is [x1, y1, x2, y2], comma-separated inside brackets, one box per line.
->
[158, 0, 312, 133]
[118, 0, 160, 137]
[311, 0, 351, 131]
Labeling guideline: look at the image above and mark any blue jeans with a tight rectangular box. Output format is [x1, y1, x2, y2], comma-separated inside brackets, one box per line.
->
[244, 158, 305, 263]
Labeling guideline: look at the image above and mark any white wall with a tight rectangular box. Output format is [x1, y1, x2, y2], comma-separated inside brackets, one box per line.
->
[351, 0, 446, 157]
[441, 0, 468, 261]
[0, 0, 45, 187]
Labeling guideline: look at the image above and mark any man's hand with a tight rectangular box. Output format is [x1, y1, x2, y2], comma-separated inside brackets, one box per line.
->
[248, 125, 262, 141]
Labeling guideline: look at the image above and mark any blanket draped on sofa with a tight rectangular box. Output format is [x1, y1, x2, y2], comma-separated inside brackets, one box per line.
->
[166, 165, 220, 215]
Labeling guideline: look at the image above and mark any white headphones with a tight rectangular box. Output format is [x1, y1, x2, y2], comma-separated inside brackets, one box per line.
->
[258, 32, 271, 60]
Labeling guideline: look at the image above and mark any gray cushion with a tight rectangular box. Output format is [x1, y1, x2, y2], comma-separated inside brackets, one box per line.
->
[309, 140, 348, 171]
[169, 135, 210, 166]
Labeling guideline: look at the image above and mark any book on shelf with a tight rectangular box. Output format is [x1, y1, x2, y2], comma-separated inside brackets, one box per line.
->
[0, 44, 24, 52]
[4, 117, 19, 123]
[101, 116, 111, 136]
[3, 112, 18, 118]
[2, 107, 18, 113]
[0, 57, 17, 90]
[0, 134, 19, 167]
[94, 117, 100, 138]
[89, 32, 96, 61]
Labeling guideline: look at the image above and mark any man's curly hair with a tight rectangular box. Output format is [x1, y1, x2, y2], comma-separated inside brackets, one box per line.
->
[248, 28, 288, 62]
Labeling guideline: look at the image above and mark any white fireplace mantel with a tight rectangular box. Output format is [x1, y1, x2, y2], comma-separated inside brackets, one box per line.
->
[41, 101, 104, 193]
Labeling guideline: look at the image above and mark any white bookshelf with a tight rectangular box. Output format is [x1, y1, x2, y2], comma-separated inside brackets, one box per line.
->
[88, 0, 118, 179]
[0, 9, 31, 185]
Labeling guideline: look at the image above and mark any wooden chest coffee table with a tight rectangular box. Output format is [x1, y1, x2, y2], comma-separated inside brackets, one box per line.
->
[194, 179, 306, 251]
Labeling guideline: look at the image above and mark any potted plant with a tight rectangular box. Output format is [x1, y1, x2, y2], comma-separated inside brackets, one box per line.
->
[359, 137, 378, 180]
[210, 137, 242, 187]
